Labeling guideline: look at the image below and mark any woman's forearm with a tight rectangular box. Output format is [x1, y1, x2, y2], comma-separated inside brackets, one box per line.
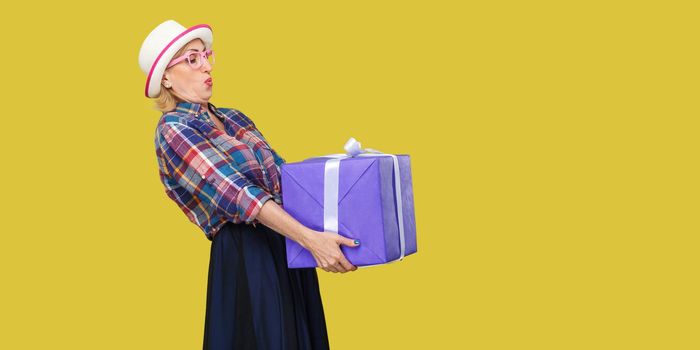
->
[255, 200, 313, 248]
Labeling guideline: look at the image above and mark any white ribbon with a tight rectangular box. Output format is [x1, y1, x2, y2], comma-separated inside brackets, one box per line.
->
[314, 137, 406, 262]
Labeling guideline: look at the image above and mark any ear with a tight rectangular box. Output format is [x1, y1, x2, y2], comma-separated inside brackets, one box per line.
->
[161, 73, 171, 88]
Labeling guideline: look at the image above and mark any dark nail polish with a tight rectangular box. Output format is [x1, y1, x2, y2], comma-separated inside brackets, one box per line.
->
[354, 239, 360, 245]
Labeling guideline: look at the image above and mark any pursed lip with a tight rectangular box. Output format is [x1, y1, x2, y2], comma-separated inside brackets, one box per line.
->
[204, 77, 213, 84]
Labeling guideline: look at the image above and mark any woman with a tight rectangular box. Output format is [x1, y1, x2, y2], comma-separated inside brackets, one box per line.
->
[138, 20, 359, 349]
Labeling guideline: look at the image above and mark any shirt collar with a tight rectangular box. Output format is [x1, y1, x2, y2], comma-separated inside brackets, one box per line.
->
[175, 100, 220, 116]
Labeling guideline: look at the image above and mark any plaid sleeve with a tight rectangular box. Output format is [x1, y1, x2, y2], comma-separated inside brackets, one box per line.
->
[160, 121, 274, 225]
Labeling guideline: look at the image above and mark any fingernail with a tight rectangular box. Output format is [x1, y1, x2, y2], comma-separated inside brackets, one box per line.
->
[354, 239, 361, 245]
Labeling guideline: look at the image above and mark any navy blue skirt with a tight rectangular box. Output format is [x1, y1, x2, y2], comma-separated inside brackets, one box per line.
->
[202, 221, 330, 350]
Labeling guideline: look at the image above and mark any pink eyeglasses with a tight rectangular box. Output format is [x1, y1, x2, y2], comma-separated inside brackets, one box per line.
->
[166, 49, 215, 69]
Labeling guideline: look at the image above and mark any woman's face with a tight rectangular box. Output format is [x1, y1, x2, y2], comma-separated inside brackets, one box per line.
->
[162, 39, 213, 104]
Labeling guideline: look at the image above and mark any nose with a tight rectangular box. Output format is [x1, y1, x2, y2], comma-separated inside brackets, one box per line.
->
[201, 56, 213, 73]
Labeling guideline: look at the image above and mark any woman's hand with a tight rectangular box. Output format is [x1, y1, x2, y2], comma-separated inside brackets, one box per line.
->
[301, 230, 360, 273]
[253, 200, 360, 272]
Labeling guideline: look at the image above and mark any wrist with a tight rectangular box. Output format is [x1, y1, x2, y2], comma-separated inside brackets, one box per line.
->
[298, 227, 317, 250]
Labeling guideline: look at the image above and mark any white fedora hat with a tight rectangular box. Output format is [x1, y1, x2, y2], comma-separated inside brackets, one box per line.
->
[138, 20, 213, 98]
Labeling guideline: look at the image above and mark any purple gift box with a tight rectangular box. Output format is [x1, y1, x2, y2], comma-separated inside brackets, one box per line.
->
[280, 147, 417, 268]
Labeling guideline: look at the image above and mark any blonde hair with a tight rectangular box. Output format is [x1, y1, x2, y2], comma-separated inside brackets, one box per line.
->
[151, 39, 204, 113]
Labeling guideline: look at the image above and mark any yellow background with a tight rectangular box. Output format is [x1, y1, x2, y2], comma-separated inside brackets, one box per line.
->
[1, 1, 698, 349]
